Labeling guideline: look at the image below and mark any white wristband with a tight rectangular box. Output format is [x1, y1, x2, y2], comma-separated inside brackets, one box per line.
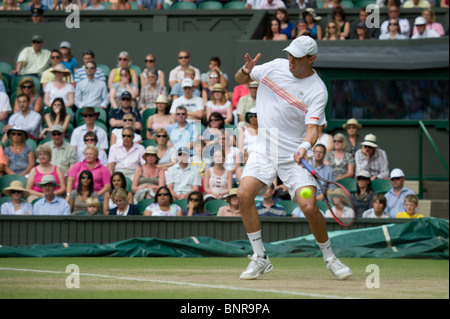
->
[298, 142, 312, 153]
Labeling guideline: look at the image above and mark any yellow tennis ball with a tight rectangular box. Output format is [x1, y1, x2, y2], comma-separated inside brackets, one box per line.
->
[300, 188, 312, 199]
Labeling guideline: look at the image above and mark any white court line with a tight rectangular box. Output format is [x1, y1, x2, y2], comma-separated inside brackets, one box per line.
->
[0, 267, 358, 299]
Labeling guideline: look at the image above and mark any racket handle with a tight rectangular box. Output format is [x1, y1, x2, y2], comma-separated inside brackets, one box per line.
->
[300, 158, 316, 174]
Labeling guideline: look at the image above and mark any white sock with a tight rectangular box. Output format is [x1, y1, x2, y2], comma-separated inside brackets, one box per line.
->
[318, 239, 335, 262]
[247, 230, 265, 257]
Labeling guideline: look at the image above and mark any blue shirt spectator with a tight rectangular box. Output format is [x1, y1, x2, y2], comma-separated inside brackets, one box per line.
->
[32, 196, 71, 216]
[138, 0, 163, 9]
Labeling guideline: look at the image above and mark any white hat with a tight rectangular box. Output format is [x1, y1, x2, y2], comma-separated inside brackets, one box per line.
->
[181, 78, 194, 88]
[36, 175, 59, 188]
[390, 168, 405, 179]
[59, 41, 71, 49]
[356, 170, 371, 179]
[361, 134, 378, 148]
[283, 36, 318, 58]
[414, 16, 427, 26]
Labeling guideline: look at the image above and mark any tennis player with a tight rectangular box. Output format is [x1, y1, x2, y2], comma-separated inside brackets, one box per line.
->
[235, 36, 352, 280]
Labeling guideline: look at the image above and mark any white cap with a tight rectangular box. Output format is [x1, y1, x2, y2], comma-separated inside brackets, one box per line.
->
[283, 36, 318, 58]
[414, 16, 427, 26]
[181, 78, 194, 88]
[390, 168, 405, 179]
[59, 41, 71, 49]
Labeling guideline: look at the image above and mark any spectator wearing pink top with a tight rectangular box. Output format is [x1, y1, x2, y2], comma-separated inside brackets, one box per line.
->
[258, 0, 286, 9]
[66, 144, 111, 200]
[412, 9, 445, 37]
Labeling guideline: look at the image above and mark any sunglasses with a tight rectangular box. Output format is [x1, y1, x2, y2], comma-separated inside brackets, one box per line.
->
[156, 134, 167, 138]
[248, 114, 257, 118]
[145, 59, 155, 63]
[121, 98, 131, 101]
[156, 192, 170, 197]
[209, 118, 221, 122]
[123, 118, 133, 121]
[189, 198, 200, 202]
[84, 138, 96, 142]
[52, 132, 62, 136]
[82, 114, 96, 118]
[357, 177, 370, 181]
[51, 56, 61, 59]
[81, 176, 91, 180]
[118, 58, 128, 61]
[176, 113, 187, 116]
[10, 190, 23, 194]
[22, 85, 33, 89]
[391, 177, 401, 181]
[85, 66, 95, 70]
[178, 56, 189, 59]
[209, 75, 219, 79]
[333, 140, 343, 143]
[11, 132, 24, 136]
[122, 135, 133, 138]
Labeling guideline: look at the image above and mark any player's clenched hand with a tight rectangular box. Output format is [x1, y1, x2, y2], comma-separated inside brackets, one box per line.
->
[294, 148, 307, 166]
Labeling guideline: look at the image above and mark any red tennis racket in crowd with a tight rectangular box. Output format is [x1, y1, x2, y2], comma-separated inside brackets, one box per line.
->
[301, 158, 356, 227]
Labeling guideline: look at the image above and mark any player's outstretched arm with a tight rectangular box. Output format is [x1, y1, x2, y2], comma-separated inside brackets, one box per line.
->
[235, 53, 261, 84]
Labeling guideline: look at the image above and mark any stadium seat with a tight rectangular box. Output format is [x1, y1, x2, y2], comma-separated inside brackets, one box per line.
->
[338, 178, 357, 193]
[11, 75, 41, 94]
[142, 108, 156, 134]
[198, 1, 223, 9]
[96, 63, 111, 77]
[125, 177, 133, 193]
[171, 2, 197, 9]
[1, 73, 11, 94]
[0, 196, 12, 206]
[174, 199, 188, 210]
[142, 139, 157, 148]
[0, 61, 12, 74]
[316, 200, 330, 214]
[137, 198, 154, 214]
[358, 0, 376, 6]
[0, 175, 27, 192]
[340, 0, 355, 8]
[277, 200, 297, 216]
[224, 1, 246, 9]
[130, 64, 142, 77]
[316, 0, 325, 8]
[205, 199, 228, 215]
[371, 179, 392, 194]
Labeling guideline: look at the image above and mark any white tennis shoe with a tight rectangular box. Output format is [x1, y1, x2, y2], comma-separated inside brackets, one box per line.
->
[239, 254, 273, 280]
[326, 257, 353, 280]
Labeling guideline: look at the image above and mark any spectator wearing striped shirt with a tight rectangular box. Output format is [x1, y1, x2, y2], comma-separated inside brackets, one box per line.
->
[74, 50, 106, 85]
[354, 134, 390, 181]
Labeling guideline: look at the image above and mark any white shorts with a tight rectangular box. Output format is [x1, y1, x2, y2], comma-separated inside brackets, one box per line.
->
[241, 152, 317, 203]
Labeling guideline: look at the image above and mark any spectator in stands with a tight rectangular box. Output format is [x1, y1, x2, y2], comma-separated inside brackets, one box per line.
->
[245, 0, 264, 9]
[295, 18, 313, 38]
[441, 0, 449, 8]
[107, 127, 145, 180]
[256, 184, 287, 217]
[354, 21, 371, 40]
[166, 105, 199, 155]
[110, 112, 142, 146]
[0, 145, 6, 176]
[324, 133, 355, 181]
[108, 188, 141, 216]
[170, 79, 204, 123]
[154, 128, 176, 170]
[396, 194, 424, 219]
[68, 170, 99, 215]
[109, 91, 142, 132]
[74, 61, 109, 109]
[59, 41, 78, 77]
[140, 53, 166, 88]
[379, 18, 409, 40]
[411, 16, 440, 39]
[143, 186, 183, 216]
[103, 172, 134, 215]
[145, 95, 174, 140]
[402, 0, 431, 8]
[52, 0, 73, 10]
[236, 81, 258, 125]
[166, 146, 202, 200]
[217, 188, 240, 217]
[1, 181, 32, 215]
[0, 0, 21, 10]
[332, 6, 351, 40]
[71, 107, 108, 152]
[322, 20, 341, 41]
[315, 123, 333, 154]
[67, 144, 111, 201]
[168, 49, 201, 89]
[172, 68, 201, 101]
[201, 56, 229, 90]
[86, 0, 106, 10]
[4, 94, 41, 143]
[201, 69, 222, 105]
[139, 69, 168, 113]
[0, 91, 11, 124]
[351, 170, 376, 218]
[74, 50, 106, 84]
[109, 67, 139, 109]
[203, 149, 232, 202]
[201, 112, 224, 162]
[258, 0, 286, 9]
[83, 197, 101, 216]
[205, 84, 232, 124]
[325, 188, 355, 219]
[2, 127, 35, 176]
[11, 34, 51, 79]
[132, 145, 165, 202]
[324, 0, 341, 9]
[41, 49, 73, 90]
[350, 7, 380, 39]
[380, 5, 410, 37]
[32, 175, 70, 216]
[384, 168, 416, 218]
[263, 18, 288, 41]
[108, 51, 139, 89]
[343, 118, 363, 157]
[238, 108, 258, 155]
[110, 0, 131, 10]
[77, 131, 108, 166]
[301, 8, 323, 40]
[375, 0, 401, 8]
[13, 77, 43, 114]
[276, 8, 296, 39]
[44, 64, 75, 109]
[414, 9, 445, 37]
[25, 144, 66, 203]
[138, 0, 163, 10]
[355, 134, 389, 180]
[362, 193, 390, 218]
[312, 143, 335, 202]
[44, 125, 78, 175]
[183, 191, 210, 216]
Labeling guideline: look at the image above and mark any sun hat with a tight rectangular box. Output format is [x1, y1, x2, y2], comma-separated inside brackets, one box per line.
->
[390, 168, 405, 179]
[51, 64, 71, 75]
[212, 83, 225, 92]
[36, 175, 59, 189]
[361, 134, 378, 148]
[225, 188, 238, 202]
[328, 188, 350, 204]
[302, 8, 322, 21]
[414, 16, 427, 26]
[142, 145, 159, 160]
[249, 81, 259, 88]
[3, 181, 30, 198]
[356, 170, 371, 179]
[6, 126, 29, 140]
[155, 95, 169, 104]
[245, 107, 257, 123]
[80, 107, 100, 117]
[343, 118, 362, 130]
[283, 36, 318, 58]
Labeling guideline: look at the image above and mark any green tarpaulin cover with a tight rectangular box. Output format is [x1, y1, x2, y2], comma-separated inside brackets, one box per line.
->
[0, 218, 448, 259]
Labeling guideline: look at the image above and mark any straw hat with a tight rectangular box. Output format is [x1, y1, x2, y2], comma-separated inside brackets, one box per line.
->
[361, 134, 378, 148]
[343, 118, 362, 130]
[212, 83, 225, 92]
[225, 188, 238, 202]
[155, 95, 169, 104]
[51, 64, 71, 75]
[80, 107, 100, 117]
[302, 8, 322, 21]
[3, 181, 30, 198]
[142, 145, 159, 161]
[328, 188, 350, 205]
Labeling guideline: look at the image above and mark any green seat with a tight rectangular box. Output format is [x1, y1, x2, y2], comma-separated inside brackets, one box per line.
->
[130, 64, 142, 77]
[142, 139, 157, 148]
[205, 199, 228, 216]
[0, 175, 27, 192]
[0, 61, 13, 74]
[277, 200, 297, 216]
[371, 179, 392, 194]
[137, 198, 154, 214]
[340, 0, 355, 8]
[142, 108, 156, 135]
[357, 0, 376, 6]
[317, 200, 330, 214]
[198, 1, 223, 9]
[11, 75, 41, 94]
[224, 1, 246, 9]
[338, 178, 357, 193]
[171, 2, 197, 9]
[96, 63, 111, 77]
[0, 196, 12, 205]
[174, 198, 188, 211]
[1, 73, 11, 94]
[124, 177, 133, 193]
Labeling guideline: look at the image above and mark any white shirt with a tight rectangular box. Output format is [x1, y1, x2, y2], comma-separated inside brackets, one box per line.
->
[411, 29, 440, 39]
[250, 58, 327, 162]
[44, 82, 75, 106]
[168, 65, 201, 85]
[380, 18, 411, 37]
[70, 124, 109, 151]
[8, 110, 42, 140]
[107, 142, 145, 171]
[169, 95, 204, 119]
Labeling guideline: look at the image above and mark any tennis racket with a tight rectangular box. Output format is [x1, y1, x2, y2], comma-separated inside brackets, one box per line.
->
[301, 158, 356, 227]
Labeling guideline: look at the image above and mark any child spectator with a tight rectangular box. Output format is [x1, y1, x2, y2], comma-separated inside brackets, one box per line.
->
[396, 195, 424, 219]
